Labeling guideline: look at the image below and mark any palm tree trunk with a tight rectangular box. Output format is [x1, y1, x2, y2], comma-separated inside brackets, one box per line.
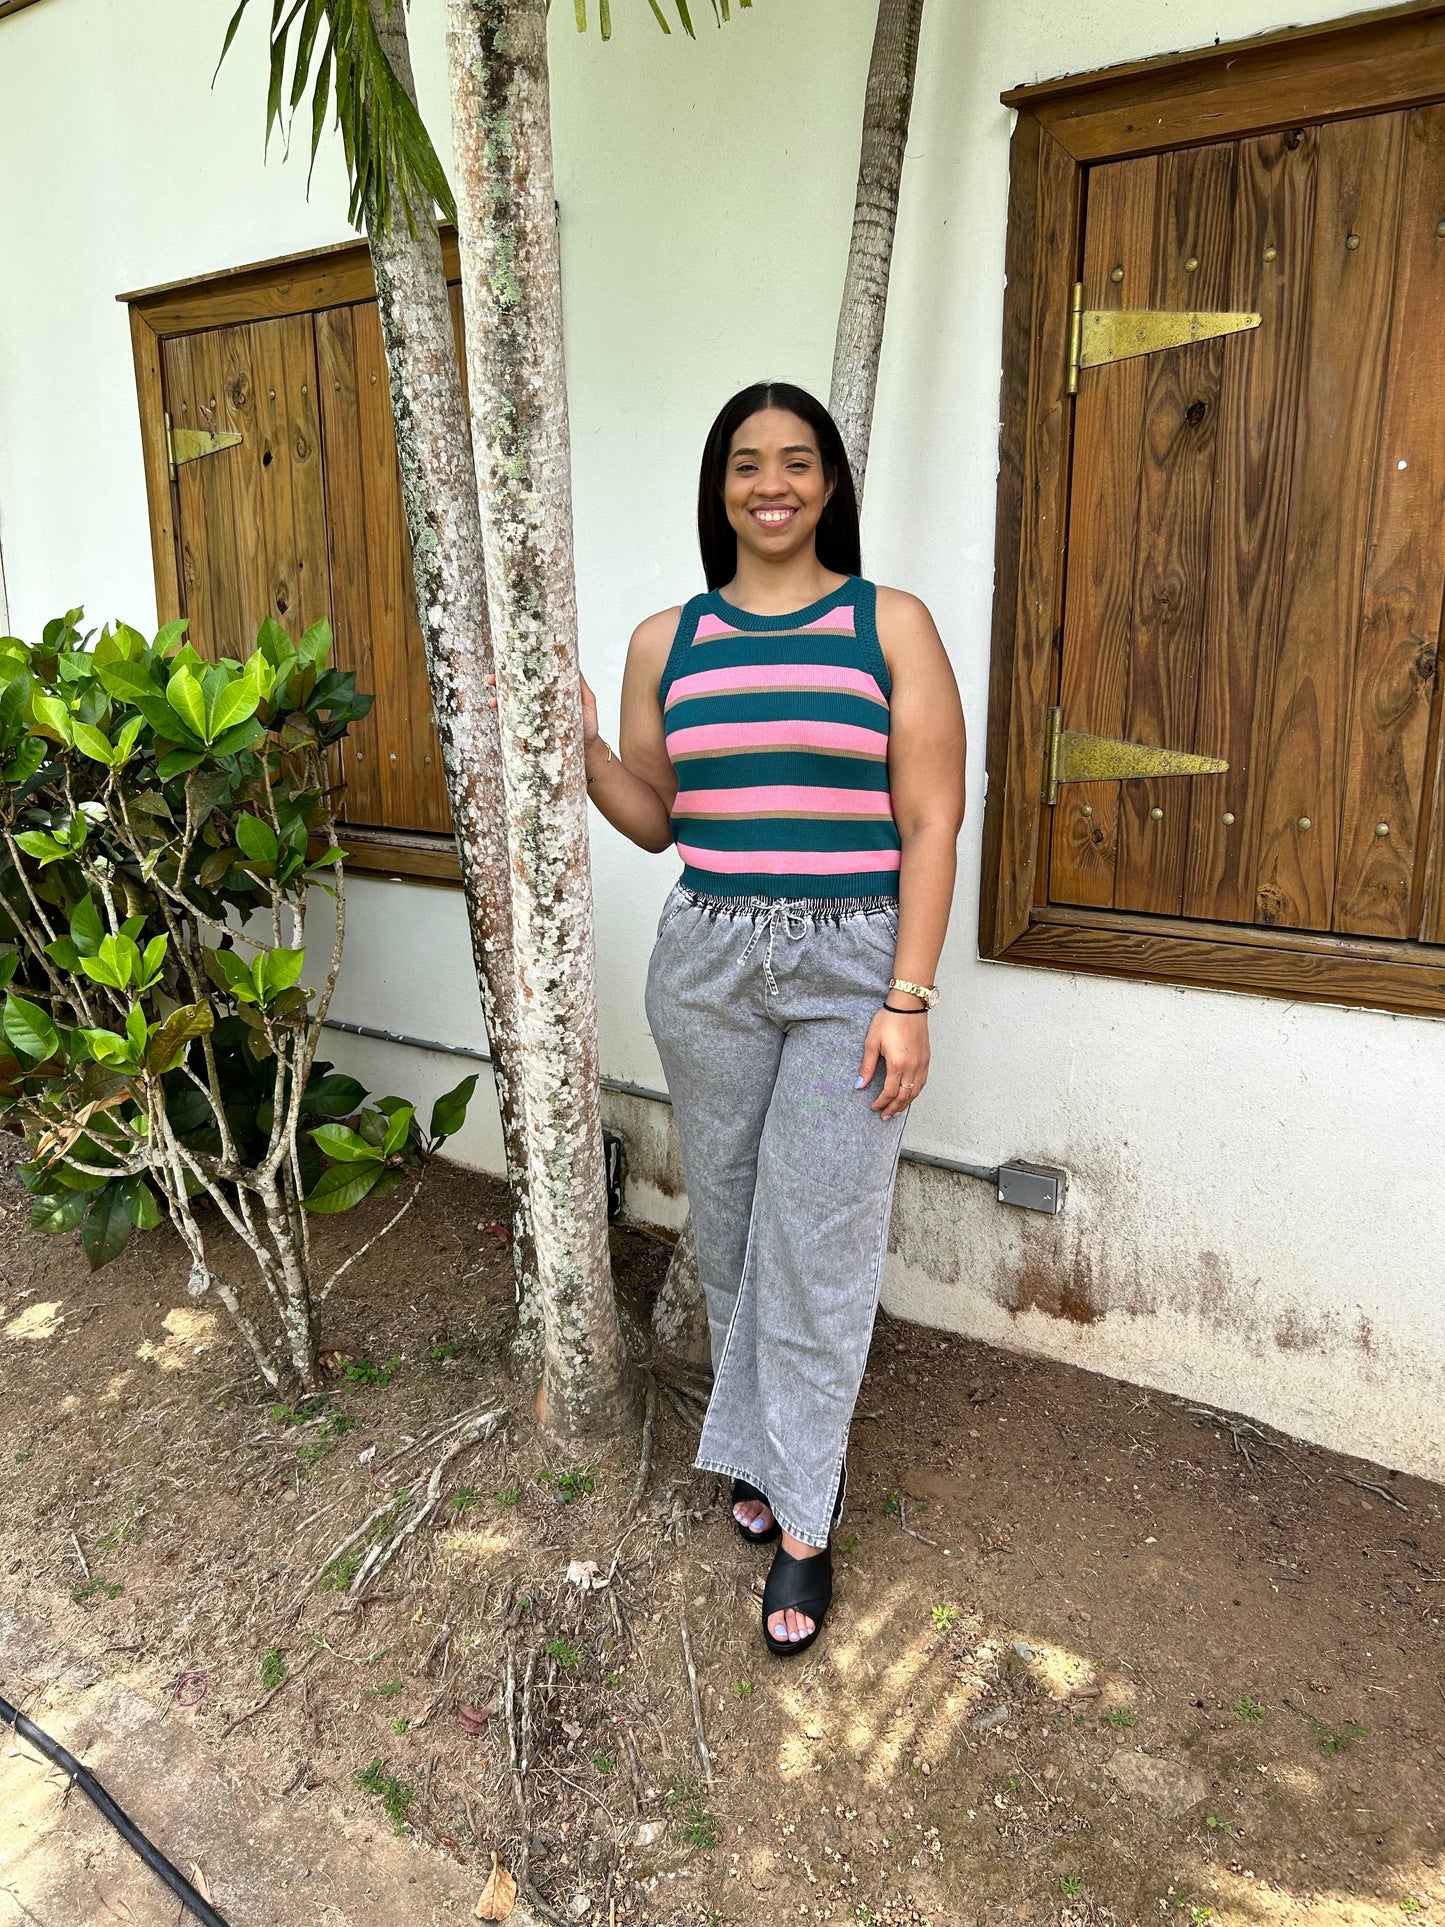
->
[363, 0, 541, 1342]
[829, 0, 927, 501]
[446, 0, 635, 1440]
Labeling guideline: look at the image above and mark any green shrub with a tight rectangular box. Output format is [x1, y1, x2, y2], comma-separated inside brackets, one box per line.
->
[0, 611, 476, 1391]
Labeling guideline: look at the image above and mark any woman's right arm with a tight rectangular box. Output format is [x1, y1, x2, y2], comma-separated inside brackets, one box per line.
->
[581, 607, 680, 854]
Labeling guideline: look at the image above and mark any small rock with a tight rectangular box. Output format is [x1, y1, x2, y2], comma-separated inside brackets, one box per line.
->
[1106, 1751, 1209, 1820]
[356, 1445, 376, 1466]
[634, 1821, 666, 1848]
[973, 1704, 1010, 1732]
[568, 1896, 592, 1918]
[1012, 1641, 1033, 1661]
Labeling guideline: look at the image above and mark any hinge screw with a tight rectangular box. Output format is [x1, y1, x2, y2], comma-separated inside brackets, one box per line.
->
[1222, 811, 1236, 825]
[1263, 245, 1278, 262]
[1436, 218, 1445, 237]
[1149, 806, 1164, 821]
[1297, 816, 1312, 831]
[1081, 803, 1093, 816]
[1374, 821, 1390, 837]
[1110, 265, 1124, 283]
[1345, 233, 1360, 251]
[1184, 255, 1199, 273]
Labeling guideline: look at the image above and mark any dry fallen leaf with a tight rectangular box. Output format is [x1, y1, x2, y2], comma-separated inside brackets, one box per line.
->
[475, 1850, 518, 1920]
[458, 1701, 490, 1736]
[189, 1863, 215, 1903]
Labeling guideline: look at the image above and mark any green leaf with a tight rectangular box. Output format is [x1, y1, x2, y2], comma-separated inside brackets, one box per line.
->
[71, 721, 115, 765]
[125, 1003, 149, 1057]
[303, 1072, 366, 1118]
[71, 894, 104, 957]
[98, 660, 155, 704]
[207, 672, 261, 740]
[29, 1190, 91, 1236]
[13, 830, 66, 865]
[235, 814, 279, 865]
[3, 992, 59, 1063]
[82, 1183, 137, 1270]
[79, 1028, 138, 1068]
[304, 1159, 383, 1215]
[143, 1000, 214, 1075]
[139, 933, 168, 987]
[297, 618, 333, 669]
[79, 934, 138, 991]
[154, 618, 190, 655]
[310, 1123, 383, 1164]
[166, 665, 207, 740]
[156, 749, 204, 781]
[43, 938, 83, 972]
[381, 1103, 414, 1158]
[0, 952, 17, 991]
[260, 946, 305, 1000]
[30, 693, 72, 744]
[208, 716, 266, 759]
[112, 714, 147, 765]
[429, 1073, 478, 1142]
[204, 945, 254, 996]
[2, 737, 47, 784]
[117, 1175, 163, 1230]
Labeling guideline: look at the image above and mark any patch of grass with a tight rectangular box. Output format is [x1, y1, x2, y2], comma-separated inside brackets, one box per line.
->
[539, 1465, 595, 1503]
[14, 1441, 34, 1464]
[450, 1487, 484, 1514]
[343, 1355, 401, 1388]
[1401, 1899, 1422, 1915]
[296, 1441, 329, 1468]
[354, 1757, 417, 1833]
[1234, 1696, 1266, 1724]
[495, 1485, 521, 1508]
[428, 1341, 461, 1361]
[930, 1603, 958, 1634]
[604, 1670, 623, 1687]
[882, 1491, 900, 1516]
[546, 1636, 582, 1670]
[1312, 1720, 1367, 1755]
[269, 1394, 329, 1428]
[1190, 1907, 1214, 1925]
[260, 1646, 287, 1691]
[1059, 1873, 1083, 1899]
[392, 1716, 410, 1734]
[592, 1752, 613, 1774]
[835, 1531, 859, 1554]
[1106, 1705, 1135, 1732]
[98, 1500, 141, 1552]
[1204, 1815, 1231, 1834]
[321, 1410, 358, 1437]
[320, 1549, 362, 1592]
[666, 1776, 721, 1851]
[733, 1677, 754, 1700]
[372, 1679, 404, 1701]
[71, 1580, 123, 1603]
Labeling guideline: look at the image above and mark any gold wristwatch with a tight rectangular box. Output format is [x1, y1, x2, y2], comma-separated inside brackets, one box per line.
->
[888, 977, 939, 1010]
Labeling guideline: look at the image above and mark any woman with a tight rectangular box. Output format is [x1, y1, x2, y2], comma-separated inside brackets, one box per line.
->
[581, 381, 966, 1656]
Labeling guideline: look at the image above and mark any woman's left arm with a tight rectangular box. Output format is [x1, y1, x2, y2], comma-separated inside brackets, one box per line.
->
[856, 589, 967, 1119]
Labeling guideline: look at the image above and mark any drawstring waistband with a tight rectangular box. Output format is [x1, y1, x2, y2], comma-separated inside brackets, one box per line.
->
[738, 901, 809, 995]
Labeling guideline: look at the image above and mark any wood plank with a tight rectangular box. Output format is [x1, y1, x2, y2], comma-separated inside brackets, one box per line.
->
[332, 830, 461, 884]
[1334, 103, 1445, 937]
[1006, 5, 1445, 164]
[1251, 110, 1408, 932]
[127, 310, 182, 627]
[164, 329, 246, 656]
[1113, 139, 1237, 915]
[120, 231, 462, 337]
[1047, 151, 1159, 908]
[315, 305, 385, 827]
[979, 122, 1080, 954]
[1183, 126, 1318, 923]
[1004, 906, 1445, 1019]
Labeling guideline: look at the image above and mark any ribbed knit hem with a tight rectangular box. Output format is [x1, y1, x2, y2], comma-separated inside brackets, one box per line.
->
[679, 866, 899, 904]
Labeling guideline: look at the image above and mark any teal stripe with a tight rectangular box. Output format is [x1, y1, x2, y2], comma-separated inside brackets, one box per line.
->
[673, 819, 899, 853]
[666, 691, 888, 731]
[679, 862, 899, 902]
[673, 754, 891, 793]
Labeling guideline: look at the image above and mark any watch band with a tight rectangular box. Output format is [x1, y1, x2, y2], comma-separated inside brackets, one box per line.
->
[888, 977, 939, 1009]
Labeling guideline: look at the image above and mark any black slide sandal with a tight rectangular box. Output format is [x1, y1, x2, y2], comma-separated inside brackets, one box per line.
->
[762, 1542, 833, 1658]
[731, 1478, 783, 1545]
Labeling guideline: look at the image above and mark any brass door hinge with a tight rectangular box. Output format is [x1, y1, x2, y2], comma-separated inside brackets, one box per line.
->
[1043, 706, 1227, 806]
[166, 412, 242, 480]
[1067, 283, 1261, 394]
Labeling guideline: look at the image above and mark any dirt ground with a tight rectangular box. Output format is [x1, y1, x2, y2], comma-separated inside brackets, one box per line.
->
[1, 1156, 1442, 1927]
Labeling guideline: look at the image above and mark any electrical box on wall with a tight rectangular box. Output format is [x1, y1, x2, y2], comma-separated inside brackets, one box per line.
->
[996, 1161, 1068, 1215]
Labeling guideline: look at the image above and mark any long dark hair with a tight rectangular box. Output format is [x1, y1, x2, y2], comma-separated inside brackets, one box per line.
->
[696, 382, 861, 591]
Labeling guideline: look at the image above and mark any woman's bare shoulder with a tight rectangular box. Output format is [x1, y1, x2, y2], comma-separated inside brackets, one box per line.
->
[874, 584, 938, 636]
[628, 604, 686, 668]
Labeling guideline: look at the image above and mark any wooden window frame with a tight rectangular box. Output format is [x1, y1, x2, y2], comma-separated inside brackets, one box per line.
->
[121, 237, 464, 886]
[980, 0, 1445, 1018]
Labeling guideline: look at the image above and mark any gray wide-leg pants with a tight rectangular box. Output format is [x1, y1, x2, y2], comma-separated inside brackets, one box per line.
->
[644, 883, 909, 1548]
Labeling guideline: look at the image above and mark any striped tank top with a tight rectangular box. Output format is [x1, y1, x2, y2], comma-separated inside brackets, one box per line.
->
[657, 576, 900, 900]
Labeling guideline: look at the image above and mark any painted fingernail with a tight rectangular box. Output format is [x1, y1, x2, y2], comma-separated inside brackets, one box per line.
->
[854, 1075, 866, 1088]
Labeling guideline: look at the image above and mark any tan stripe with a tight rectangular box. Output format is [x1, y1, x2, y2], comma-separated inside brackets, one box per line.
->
[690, 624, 855, 645]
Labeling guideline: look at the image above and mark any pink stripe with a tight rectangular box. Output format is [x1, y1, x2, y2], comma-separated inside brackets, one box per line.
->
[693, 612, 740, 639]
[797, 608, 856, 633]
[665, 661, 884, 710]
[690, 606, 856, 641]
[666, 720, 887, 757]
[677, 844, 901, 876]
[674, 785, 893, 817]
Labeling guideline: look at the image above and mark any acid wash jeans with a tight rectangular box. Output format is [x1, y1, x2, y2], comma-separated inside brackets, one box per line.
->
[644, 883, 910, 1548]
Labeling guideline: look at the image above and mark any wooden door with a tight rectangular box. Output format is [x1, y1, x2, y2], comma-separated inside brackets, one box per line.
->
[162, 315, 331, 654]
[1050, 104, 1445, 941]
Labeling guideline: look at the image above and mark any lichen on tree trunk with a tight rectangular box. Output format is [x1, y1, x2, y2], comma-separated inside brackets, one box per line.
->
[829, 0, 927, 501]
[365, 0, 541, 1348]
[446, 0, 635, 1440]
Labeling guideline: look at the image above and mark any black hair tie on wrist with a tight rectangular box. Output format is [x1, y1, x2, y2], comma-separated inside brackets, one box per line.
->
[883, 1000, 930, 1014]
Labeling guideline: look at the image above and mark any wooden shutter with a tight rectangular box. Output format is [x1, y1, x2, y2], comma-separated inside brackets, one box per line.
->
[1047, 102, 1445, 943]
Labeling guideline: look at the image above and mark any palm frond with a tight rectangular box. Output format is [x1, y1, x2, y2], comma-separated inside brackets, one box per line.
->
[217, 0, 455, 235]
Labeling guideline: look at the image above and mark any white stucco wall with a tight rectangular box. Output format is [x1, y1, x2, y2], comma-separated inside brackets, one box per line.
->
[2, 0, 1441, 1480]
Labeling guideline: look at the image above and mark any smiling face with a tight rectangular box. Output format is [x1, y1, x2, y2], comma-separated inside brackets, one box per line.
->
[722, 408, 835, 568]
